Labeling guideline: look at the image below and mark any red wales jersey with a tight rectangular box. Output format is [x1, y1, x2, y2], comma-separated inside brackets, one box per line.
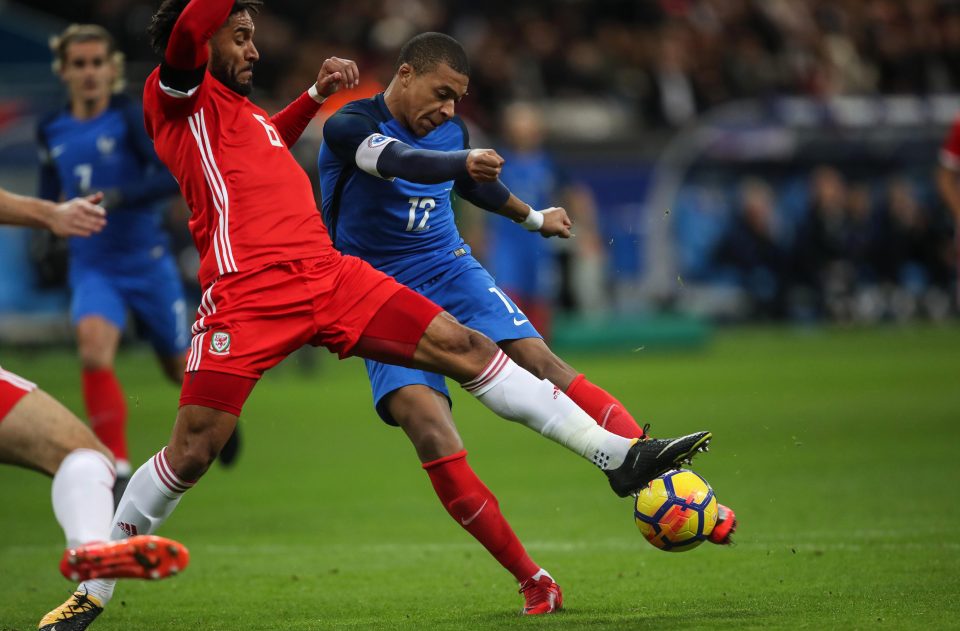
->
[143, 68, 333, 287]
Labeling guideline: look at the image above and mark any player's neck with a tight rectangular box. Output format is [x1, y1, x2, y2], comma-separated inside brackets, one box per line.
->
[382, 79, 406, 127]
[71, 95, 110, 121]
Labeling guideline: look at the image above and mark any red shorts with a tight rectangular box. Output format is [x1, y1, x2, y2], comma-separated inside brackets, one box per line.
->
[180, 254, 442, 414]
[0, 366, 37, 420]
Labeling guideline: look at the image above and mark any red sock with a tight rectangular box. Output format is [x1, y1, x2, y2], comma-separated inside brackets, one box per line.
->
[82, 368, 128, 462]
[565, 374, 646, 439]
[423, 451, 539, 583]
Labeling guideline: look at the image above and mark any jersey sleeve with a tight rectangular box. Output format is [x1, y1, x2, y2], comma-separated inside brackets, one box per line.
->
[114, 100, 180, 209]
[322, 111, 397, 179]
[449, 116, 511, 211]
[150, 0, 234, 118]
[35, 121, 62, 202]
[271, 91, 322, 148]
[940, 117, 960, 171]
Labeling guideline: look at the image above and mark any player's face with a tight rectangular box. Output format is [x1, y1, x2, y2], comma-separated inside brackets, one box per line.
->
[398, 62, 468, 137]
[209, 10, 259, 96]
[60, 41, 116, 105]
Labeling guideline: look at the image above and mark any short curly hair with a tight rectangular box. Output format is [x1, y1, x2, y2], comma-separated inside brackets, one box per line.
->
[396, 32, 470, 77]
[148, 0, 264, 56]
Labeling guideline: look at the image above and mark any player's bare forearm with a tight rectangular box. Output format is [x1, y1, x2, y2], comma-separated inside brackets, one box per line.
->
[166, 0, 234, 68]
[497, 194, 572, 239]
[0, 188, 55, 229]
[936, 166, 960, 222]
[497, 194, 532, 222]
[0, 189, 106, 236]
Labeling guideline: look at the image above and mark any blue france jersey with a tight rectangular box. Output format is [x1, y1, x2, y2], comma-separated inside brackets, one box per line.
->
[37, 95, 178, 268]
[318, 94, 471, 288]
[485, 149, 561, 296]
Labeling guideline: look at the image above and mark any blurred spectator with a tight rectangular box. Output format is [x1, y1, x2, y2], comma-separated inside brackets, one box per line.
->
[711, 178, 791, 318]
[876, 178, 953, 319]
[793, 166, 856, 319]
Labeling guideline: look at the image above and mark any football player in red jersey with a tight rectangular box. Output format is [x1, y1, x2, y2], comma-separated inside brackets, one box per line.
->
[0, 188, 188, 630]
[43, 1, 711, 627]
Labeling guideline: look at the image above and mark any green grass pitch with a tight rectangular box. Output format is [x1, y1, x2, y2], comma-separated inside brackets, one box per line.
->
[1, 325, 959, 630]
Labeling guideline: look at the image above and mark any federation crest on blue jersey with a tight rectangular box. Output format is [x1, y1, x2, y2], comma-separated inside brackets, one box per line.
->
[209, 331, 231, 355]
[97, 134, 116, 156]
[367, 134, 392, 148]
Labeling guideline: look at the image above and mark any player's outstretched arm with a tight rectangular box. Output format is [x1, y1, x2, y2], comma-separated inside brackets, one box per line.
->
[271, 57, 359, 148]
[0, 188, 106, 236]
[165, 0, 233, 70]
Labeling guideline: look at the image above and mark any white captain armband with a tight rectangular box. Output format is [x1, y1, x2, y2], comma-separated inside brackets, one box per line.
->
[355, 133, 399, 179]
[519, 206, 545, 231]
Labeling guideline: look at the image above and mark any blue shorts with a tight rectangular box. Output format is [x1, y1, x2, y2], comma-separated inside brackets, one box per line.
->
[69, 253, 190, 357]
[366, 260, 541, 425]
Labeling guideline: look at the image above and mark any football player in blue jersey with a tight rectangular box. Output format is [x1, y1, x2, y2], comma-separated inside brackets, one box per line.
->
[38, 25, 239, 490]
[481, 100, 606, 342]
[319, 32, 736, 613]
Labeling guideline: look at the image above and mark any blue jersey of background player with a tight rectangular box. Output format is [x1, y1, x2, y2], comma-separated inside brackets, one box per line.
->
[36, 25, 218, 484]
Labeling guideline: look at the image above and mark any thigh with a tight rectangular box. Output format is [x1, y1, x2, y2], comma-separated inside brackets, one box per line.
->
[124, 256, 190, 357]
[0, 387, 106, 475]
[436, 265, 542, 343]
[69, 267, 127, 330]
[365, 358, 449, 426]
[306, 254, 414, 358]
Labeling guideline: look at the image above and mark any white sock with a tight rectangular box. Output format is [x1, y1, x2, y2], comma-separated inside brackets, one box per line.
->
[52, 449, 116, 549]
[463, 351, 633, 469]
[79, 447, 194, 606]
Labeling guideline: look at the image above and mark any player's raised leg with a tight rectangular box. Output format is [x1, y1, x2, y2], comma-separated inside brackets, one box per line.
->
[385, 384, 562, 614]
[499, 337, 647, 439]
[352, 287, 711, 497]
[499, 337, 735, 533]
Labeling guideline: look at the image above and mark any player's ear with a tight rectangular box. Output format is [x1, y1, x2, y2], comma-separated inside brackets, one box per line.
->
[398, 63, 414, 87]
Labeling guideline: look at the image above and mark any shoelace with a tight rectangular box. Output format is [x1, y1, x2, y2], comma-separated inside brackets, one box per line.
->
[519, 578, 553, 605]
[56, 592, 98, 621]
[641, 422, 651, 439]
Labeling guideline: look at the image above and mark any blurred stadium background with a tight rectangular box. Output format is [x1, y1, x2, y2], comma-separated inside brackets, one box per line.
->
[2, 1, 959, 629]
[2, 0, 958, 337]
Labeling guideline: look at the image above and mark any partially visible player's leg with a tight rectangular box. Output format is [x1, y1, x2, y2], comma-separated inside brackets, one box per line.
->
[76, 314, 128, 472]
[136, 263, 244, 469]
[499, 337, 647, 439]
[0, 380, 116, 549]
[384, 385, 552, 588]
[350, 285, 710, 496]
[76, 389, 249, 609]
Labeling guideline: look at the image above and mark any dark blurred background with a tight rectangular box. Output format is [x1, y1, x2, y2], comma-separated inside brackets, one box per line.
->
[2, 0, 958, 347]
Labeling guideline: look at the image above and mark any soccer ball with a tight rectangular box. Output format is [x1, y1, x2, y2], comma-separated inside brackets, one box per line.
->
[634, 469, 718, 552]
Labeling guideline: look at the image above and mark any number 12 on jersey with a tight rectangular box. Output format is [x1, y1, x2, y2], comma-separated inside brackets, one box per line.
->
[406, 196, 435, 232]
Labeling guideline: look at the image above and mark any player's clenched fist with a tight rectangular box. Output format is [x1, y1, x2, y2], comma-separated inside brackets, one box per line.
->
[314, 57, 360, 98]
[539, 207, 572, 239]
[467, 148, 504, 183]
[50, 192, 107, 237]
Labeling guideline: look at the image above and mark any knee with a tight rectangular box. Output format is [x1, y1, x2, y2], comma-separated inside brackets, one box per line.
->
[167, 436, 219, 481]
[78, 346, 111, 370]
[432, 322, 494, 358]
